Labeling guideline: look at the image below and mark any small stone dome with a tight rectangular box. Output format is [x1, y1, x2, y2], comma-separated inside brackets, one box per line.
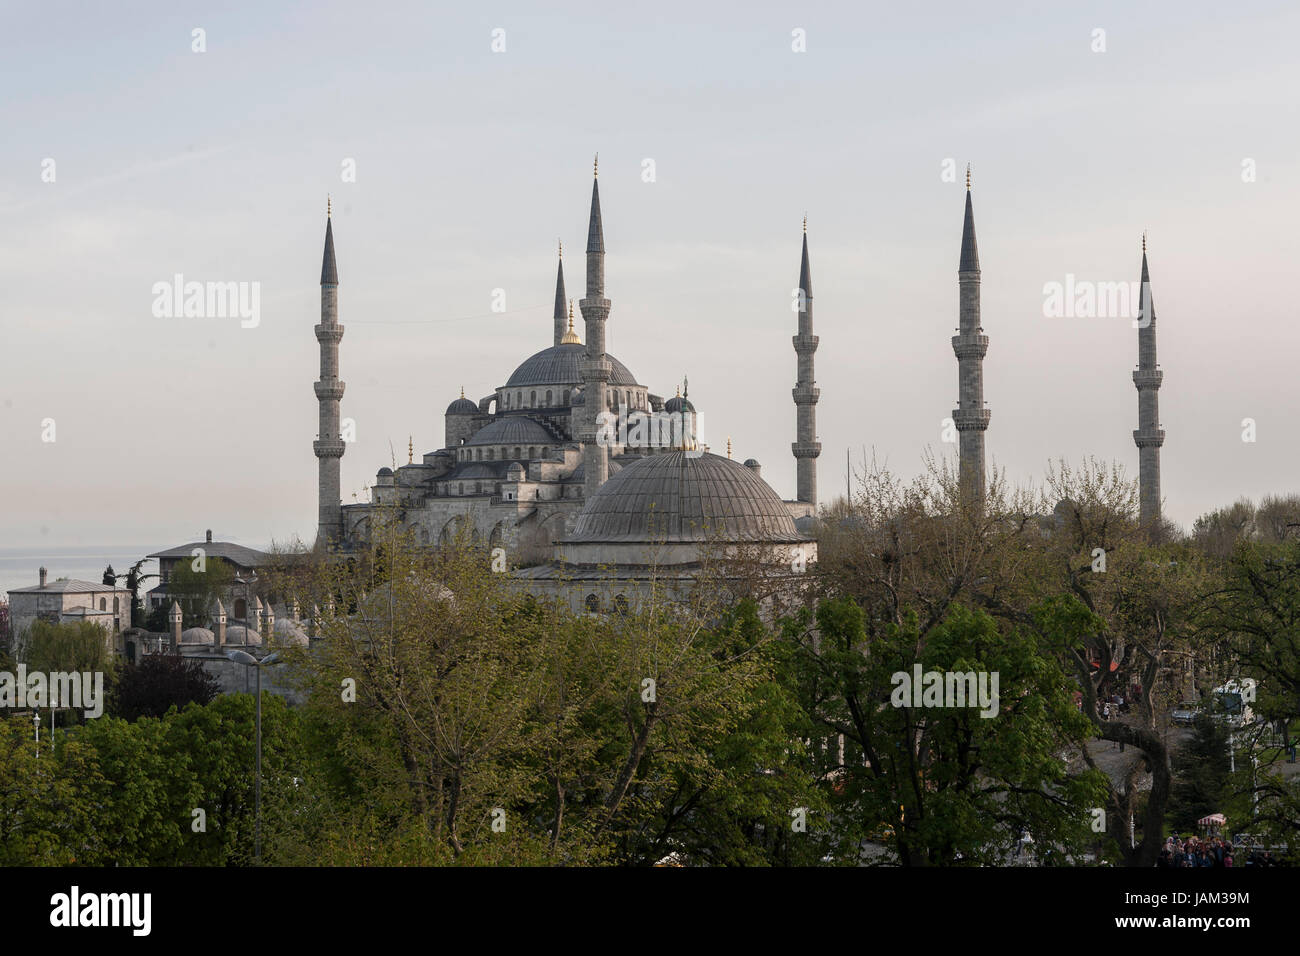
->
[377, 467, 393, 477]
[507, 461, 525, 479]
[743, 458, 760, 468]
[446, 396, 479, 416]
[664, 393, 695, 415]
[274, 618, 310, 646]
[224, 624, 262, 646]
[179, 627, 215, 645]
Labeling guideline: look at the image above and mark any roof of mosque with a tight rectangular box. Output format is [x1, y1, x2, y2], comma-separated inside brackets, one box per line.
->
[465, 417, 556, 447]
[505, 343, 639, 388]
[566, 451, 806, 544]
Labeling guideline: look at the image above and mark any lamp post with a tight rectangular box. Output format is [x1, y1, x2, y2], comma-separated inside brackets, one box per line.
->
[226, 650, 279, 865]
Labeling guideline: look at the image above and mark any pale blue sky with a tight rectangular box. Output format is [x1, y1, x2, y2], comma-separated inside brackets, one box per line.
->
[2, 0, 1298, 551]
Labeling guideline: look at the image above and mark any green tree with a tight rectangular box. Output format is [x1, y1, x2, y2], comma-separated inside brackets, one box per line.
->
[1168, 714, 1231, 832]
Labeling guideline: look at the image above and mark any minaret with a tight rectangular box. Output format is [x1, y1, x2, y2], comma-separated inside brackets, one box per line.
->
[1133, 233, 1164, 527]
[952, 166, 990, 503]
[553, 240, 567, 347]
[792, 216, 821, 508]
[579, 156, 611, 498]
[314, 198, 346, 546]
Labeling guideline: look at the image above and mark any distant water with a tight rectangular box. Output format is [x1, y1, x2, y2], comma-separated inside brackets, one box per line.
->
[0, 546, 163, 598]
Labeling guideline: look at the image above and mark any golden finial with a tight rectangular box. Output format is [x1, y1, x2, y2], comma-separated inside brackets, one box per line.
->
[803, 213, 807, 234]
[675, 384, 681, 397]
[327, 194, 332, 218]
[965, 164, 971, 190]
[727, 437, 732, 459]
[408, 436, 413, 464]
[558, 238, 562, 259]
[460, 385, 465, 399]
[561, 299, 580, 344]
[594, 153, 599, 178]
[1142, 231, 1147, 254]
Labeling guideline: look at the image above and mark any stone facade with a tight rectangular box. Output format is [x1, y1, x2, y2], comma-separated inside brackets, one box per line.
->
[952, 177, 990, 503]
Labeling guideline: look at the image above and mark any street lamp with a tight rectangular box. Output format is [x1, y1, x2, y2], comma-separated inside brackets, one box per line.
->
[227, 650, 280, 865]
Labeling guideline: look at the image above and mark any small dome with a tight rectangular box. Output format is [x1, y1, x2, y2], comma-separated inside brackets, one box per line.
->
[466, 417, 554, 447]
[377, 467, 393, 477]
[507, 462, 525, 479]
[446, 396, 479, 416]
[274, 618, 310, 646]
[743, 458, 760, 468]
[180, 627, 215, 645]
[225, 624, 262, 646]
[664, 393, 695, 415]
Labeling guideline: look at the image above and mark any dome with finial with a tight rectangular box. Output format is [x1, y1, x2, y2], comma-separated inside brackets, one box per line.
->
[664, 379, 695, 415]
[446, 386, 479, 416]
[505, 344, 638, 388]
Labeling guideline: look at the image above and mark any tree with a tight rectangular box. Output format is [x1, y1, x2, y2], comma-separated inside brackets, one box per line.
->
[22, 619, 116, 681]
[791, 595, 1104, 866]
[112, 651, 220, 721]
[168, 557, 235, 628]
[1168, 714, 1231, 832]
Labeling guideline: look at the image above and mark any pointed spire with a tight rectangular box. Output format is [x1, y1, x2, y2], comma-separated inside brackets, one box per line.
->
[321, 205, 339, 285]
[683, 374, 689, 398]
[460, 385, 465, 399]
[553, 244, 568, 346]
[1140, 232, 1155, 324]
[727, 437, 733, 459]
[959, 175, 979, 273]
[408, 436, 413, 464]
[799, 221, 813, 299]
[586, 159, 604, 254]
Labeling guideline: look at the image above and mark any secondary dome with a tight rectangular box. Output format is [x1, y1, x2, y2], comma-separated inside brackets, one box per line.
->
[466, 417, 555, 446]
[505, 343, 639, 388]
[567, 451, 804, 544]
[446, 396, 479, 415]
[180, 627, 215, 645]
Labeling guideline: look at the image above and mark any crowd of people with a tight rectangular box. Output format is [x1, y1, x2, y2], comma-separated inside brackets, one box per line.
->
[1157, 835, 1283, 867]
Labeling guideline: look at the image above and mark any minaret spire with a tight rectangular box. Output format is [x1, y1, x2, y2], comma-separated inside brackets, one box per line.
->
[579, 157, 612, 498]
[792, 220, 821, 508]
[952, 171, 989, 505]
[314, 204, 346, 546]
[553, 239, 567, 347]
[1133, 234, 1164, 528]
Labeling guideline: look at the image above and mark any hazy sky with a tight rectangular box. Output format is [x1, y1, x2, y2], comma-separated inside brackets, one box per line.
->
[2, 0, 1298, 553]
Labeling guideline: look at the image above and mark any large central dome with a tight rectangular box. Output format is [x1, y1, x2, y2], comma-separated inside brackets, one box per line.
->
[566, 451, 805, 544]
[505, 343, 639, 388]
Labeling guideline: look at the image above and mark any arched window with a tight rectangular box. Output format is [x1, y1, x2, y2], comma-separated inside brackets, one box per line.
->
[234, 598, 247, 620]
[563, 389, 570, 405]
[528, 446, 536, 458]
[513, 446, 521, 459]
[503, 393, 510, 408]
[476, 448, 483, 461]
[614, 594, 629, 615]
[486, 448, 494, 460]
[458, 483, 463, 495]
[530, 390, 537, 406]
[99, 597, 107, 611]
[545, 389, 553, 406]
[585, 594, 600, 612]
[541, 446, 549, 458]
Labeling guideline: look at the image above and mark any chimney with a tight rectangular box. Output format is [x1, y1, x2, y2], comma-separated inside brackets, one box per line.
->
[39, 566, 47, 588]
[206, 529, 213, 543]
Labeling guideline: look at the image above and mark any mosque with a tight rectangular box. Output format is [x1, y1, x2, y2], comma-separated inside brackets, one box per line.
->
[308, 160, 1165, 611]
